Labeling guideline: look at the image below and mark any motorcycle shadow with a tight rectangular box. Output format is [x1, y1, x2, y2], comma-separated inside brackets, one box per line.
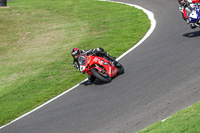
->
[183, 30, 200, 38]
[80, 79, 105, 86]
[80, 75, 120, 86]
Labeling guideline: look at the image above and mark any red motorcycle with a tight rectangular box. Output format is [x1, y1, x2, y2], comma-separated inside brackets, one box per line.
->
[78, 53, 124, 83]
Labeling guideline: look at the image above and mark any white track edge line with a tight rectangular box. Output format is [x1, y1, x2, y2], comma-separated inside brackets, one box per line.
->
[100, 0, 157, 61]
[0, 1, 156, 130]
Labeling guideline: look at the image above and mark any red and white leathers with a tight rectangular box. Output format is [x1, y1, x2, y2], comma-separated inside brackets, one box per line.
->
[179, 0, 200, 20]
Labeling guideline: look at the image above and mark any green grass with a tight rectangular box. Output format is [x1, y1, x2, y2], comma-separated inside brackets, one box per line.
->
[0, 0, 150, 126]
[138, 102, 200, 133]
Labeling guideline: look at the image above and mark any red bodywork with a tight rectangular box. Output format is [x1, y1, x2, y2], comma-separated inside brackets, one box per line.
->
[78, 53, 118, 78]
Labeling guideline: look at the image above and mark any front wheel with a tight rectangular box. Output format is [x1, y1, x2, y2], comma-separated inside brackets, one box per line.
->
[91, 68, 111, 83]
[88, 74, 96, 82]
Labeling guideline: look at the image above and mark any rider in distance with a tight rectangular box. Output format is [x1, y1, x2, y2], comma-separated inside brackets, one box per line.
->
[178, 0, 200, 29]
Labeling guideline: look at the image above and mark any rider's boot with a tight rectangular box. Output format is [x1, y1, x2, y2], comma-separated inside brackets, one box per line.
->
[106, 53, 116, 61]
[105, 52, 116, 62]
[105, 53, 120, 67]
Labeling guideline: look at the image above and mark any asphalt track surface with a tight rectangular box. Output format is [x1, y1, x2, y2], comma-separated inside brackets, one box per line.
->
[2, 0, 200, 133]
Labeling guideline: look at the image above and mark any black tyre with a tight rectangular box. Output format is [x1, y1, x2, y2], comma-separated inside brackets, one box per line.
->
[91, 68, 111, 83]
[88, 74, 96, 82]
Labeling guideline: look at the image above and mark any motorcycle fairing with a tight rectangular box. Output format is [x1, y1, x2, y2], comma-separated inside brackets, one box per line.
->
[188, 4, 200, 23]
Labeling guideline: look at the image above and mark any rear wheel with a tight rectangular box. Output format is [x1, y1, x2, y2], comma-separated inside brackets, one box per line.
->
[91, 68, 111, 83]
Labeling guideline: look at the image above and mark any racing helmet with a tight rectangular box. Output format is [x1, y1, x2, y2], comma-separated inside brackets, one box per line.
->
[71, 48, 80, 60]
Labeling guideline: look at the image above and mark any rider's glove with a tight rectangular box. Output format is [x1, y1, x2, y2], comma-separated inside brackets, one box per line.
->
[81, 71, 85, 74]
[73, 61, 79, 69]
[179, 6, 184, 12]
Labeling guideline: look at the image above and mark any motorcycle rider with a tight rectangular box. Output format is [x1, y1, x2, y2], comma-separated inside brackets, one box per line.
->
[178, 0, 200, 29]
[71, 47, 118, 82]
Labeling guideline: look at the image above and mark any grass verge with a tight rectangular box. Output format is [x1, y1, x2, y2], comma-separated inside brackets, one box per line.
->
[138, 102, 200, 133]
[0, 0, 150, 126]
